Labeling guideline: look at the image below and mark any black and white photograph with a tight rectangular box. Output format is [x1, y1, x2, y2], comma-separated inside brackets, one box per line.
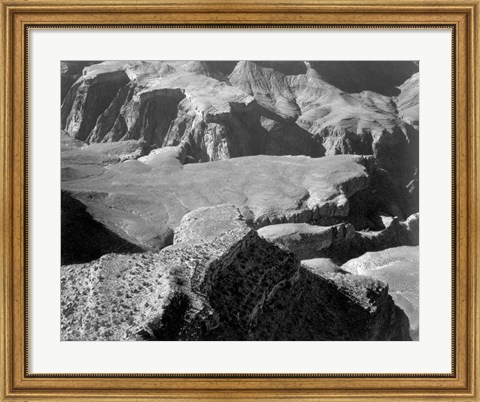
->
[60, 60, 419, 342]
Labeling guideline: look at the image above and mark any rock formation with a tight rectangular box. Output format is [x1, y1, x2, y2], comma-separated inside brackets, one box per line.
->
[61, 61, 418, 189]
[61, 205, 411, 341]
[60, 60, 420, 341]
[258, 212, 419, 264]
[61, 61, 326, 162]
[61, 61, 98, 102]
[395, 72, 419, 127]
[307, 61, 418, 96]
[343, 246, 419, 340]
[258, 222, 356, 260]
[62, 150, 380, 253]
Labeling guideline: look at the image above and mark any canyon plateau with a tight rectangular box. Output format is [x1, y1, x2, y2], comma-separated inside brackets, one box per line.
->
[61, 60, 419, 341]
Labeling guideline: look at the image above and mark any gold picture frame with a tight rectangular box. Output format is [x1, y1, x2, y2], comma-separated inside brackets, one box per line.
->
[1, 0, 478, 400]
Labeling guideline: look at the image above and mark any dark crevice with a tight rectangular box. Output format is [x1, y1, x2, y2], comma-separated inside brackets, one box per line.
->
[61, 191, 144, 265]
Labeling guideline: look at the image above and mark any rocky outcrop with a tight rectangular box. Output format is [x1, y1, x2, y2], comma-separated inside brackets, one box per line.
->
[173, 204, 245, 244]
[263, 263, 411, 341]
[258, 222, 356, 260]
[229, 61, 301, 119]
[321, 212, 419, 264]
[61, 205, 411, 341]
[258, 212, 419, 264]
[61, 61, 98, 102]
[229, 61, 418, 188]
[289, 72, 417, 187]
[62, 68, 131, 142]
[342, 246, 419, 340]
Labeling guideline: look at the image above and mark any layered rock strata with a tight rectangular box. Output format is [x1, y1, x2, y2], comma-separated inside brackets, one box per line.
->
[61, 61, 418, 190]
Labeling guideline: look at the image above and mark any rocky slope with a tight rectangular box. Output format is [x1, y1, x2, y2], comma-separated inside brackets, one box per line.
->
[343, 246, 419, 340]
[62, 141, 383, 256]
[61, 205, 411, 341]
[307, 61, 418, 96]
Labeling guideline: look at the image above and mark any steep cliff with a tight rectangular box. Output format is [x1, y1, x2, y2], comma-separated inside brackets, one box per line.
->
[62, 61, 325, 162]
[61, 61, 98, 102]
[395, 72, 419, 132]
[62, 67, 131, 142]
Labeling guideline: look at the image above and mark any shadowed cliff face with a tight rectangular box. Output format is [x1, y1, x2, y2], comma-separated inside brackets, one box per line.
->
[308, 61, 418, 96]
[62, 70, 131, 141]
[61, 61, 99, 102]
